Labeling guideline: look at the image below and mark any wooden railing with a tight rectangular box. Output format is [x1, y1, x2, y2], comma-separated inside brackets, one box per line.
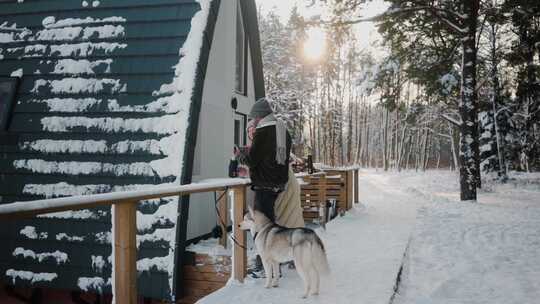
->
[298, 168, 360, 224]
[0, 178, 251, 304]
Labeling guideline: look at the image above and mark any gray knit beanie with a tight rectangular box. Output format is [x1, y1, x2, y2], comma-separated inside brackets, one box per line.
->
[249, 98, 273, 119]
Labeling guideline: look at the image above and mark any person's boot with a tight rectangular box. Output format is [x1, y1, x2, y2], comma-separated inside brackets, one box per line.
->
[287, 261, 296, 269]
[247, 255, 265, 278]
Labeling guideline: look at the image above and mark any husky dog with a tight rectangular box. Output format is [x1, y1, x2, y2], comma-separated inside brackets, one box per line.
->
[240, 208, 330, 298]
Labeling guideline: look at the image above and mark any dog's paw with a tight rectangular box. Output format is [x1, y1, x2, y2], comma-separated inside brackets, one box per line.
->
[272, 281, 279, 288]
[310, 291, 319, 296]
[264, 283, 272, 289]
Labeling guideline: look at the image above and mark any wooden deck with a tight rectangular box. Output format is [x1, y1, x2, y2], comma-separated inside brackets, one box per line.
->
[179, 168, 360, 303]
[178, 252, 231, 304]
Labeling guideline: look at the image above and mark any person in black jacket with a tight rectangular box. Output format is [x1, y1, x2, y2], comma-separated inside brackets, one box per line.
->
[236, 98, 292, 222]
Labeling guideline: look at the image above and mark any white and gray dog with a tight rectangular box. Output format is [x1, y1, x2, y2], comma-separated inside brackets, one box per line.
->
[240, 208, 330, 298]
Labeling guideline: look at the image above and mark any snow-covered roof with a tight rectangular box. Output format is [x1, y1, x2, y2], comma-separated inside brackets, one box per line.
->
[0, 0, 218, 300]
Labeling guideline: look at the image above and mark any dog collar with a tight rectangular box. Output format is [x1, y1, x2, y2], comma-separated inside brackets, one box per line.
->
[253, 222, 273, 241]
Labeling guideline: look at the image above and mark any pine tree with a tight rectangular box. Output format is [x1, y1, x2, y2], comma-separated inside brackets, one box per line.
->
[371, 0, 482, 200]
[504, 0, 540, 171]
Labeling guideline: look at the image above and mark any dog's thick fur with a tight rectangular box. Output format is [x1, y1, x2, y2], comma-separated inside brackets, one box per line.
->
[240, 208, 330, 298]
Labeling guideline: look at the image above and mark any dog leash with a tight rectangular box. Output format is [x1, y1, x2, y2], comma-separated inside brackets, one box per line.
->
[213, 190, 249, 250]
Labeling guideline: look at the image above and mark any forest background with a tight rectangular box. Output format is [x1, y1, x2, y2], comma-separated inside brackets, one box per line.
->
[256, 0, 539, 200]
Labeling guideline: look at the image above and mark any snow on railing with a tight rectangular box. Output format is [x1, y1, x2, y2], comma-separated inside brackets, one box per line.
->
[0, 178, 251, 304]
[0, 178, 250, 216]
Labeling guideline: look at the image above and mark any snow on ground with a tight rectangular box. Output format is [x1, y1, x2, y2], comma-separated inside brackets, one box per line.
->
[197, 169, 540, 304]
[389, 171, 540, 304]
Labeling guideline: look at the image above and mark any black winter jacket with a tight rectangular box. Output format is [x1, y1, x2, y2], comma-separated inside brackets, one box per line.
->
[238, 125, 292, 191]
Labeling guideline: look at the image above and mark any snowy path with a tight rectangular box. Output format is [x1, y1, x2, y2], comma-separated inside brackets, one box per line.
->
[198, 171, 422, 304]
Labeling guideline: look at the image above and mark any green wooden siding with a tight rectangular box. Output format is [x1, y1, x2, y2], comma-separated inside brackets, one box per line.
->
[0, 0, 209, 300]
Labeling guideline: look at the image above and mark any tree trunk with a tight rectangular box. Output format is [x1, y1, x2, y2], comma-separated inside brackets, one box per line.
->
[421, 128, 429, 171]
[489, 22, 507, 181]
[392, 110, 399, 169]
[406, 134, 413, 170]
[397, 125, 408, 171]
[436, 139, 441, 169]
[414, 129, 421, 171]
[458, 0, 480, 201]
[383, 108, 390, 171]
[423, 133, 431, 171]
[449, 123, 459, 171]
[354, 97, 361, 165]
[365, 105, 371, 167]
[347, 101, 354, 165]
[356, 97, 364, 166]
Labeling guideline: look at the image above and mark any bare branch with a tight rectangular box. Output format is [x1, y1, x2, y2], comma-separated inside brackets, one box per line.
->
[307, 5, 466, 30]
[438, 16, 468, 34]
[440, 113, 462, 126]
[495, 106, 511, 116]
[425, 127, 453, 139]
[476, 13, 488, 50]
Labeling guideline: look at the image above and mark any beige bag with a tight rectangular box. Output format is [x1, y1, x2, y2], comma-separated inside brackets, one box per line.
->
[274, 167, 305, 228]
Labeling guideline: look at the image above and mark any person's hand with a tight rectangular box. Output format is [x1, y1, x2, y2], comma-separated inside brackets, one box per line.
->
[238, 165, 249, 178]
[233, 145, 240, 156]
[247, 126, 256, 141]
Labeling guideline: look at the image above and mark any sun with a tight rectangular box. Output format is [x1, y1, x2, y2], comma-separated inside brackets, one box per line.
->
[303, 27, 326, 61]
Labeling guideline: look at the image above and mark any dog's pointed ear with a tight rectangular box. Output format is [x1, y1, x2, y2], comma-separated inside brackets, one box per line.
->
[247, 205, 255, 218]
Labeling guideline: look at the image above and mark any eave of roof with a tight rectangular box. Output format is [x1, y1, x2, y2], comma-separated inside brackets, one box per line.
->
[240, 0, 265, 100]
[172, 0, 221, 299]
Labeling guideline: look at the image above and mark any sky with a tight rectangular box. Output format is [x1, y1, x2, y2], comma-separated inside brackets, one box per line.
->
[255, 0, 390, 49]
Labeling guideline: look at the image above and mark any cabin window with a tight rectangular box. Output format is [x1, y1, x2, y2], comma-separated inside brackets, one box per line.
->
[234, 112, 247, 146]
[234, 120, 241, 146]
[235, 2, 247, 95]
[0, 77, 19, 132]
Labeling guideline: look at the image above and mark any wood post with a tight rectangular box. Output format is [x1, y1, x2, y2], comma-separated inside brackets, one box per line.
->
[232, 186, 246, 282]
[113, 202, 137, 304]
[354, 169, 359, 204]
[347, 170, 354, 210]
[217, 190, 228, 248]
[319, 174, 327, 224]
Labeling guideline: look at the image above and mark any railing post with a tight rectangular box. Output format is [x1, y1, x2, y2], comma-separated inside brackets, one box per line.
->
[347, 170, 354, 210]
[113, 201, 137, 304]
[319, 174, 327, 205]
[217, 190, 228, 248]
[319, 174, 327, 225]
[232, 186, 247, 282]
[354, 169, 359, 204]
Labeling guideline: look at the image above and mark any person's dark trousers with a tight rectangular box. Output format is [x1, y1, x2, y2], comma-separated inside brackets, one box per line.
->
[251, 190, 281, 277]
[254, 190, 279, 222]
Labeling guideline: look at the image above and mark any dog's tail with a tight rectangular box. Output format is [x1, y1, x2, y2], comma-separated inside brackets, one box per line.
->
[313, 235, 330, 276]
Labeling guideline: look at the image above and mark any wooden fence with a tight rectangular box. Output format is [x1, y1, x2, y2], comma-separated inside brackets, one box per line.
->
[0, 179, 251, 304]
